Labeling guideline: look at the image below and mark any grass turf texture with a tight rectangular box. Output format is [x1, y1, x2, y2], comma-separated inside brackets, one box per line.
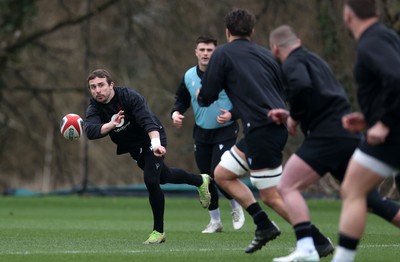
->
[0, 196, 398, 262]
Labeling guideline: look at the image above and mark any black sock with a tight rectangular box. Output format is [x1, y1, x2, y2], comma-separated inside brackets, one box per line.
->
[338, 232, 359, 251]
[310, 223, 328, 245]
[293, 221, 312, 241]
[154, 219, 164, 233]
[147, 187, 165, 233]
[246, 202, 272, 230]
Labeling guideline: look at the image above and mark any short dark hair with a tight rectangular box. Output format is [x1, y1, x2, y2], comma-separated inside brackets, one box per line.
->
[87, 69, 113, 88]
[196, 36, 217, 46]
[346, 0, 378, 19]
[224, 8, 256, 37]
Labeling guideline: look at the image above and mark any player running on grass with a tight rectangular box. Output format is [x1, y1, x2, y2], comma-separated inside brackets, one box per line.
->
[171, 36, 245, 234]
[268, 24, 400, 262]
[198, 8, 332, 256]
[333, 1, 400, 261]
[84, 69, 211, 244]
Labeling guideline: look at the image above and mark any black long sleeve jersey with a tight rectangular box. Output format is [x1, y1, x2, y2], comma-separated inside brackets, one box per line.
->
[85, 86, 166, 154]
[198, 38, 286, 134]
[282, 47, 358, 139]
[355, 22, 400, 142]
[171, 66, 239, 144]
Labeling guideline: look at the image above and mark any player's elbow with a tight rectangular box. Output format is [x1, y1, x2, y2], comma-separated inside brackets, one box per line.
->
[84, 126, 103, 140]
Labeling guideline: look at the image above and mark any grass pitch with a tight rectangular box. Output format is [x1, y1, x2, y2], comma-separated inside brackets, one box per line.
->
[0, 196, 398, 261]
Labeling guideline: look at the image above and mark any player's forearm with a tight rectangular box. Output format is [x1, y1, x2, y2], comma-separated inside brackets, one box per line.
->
[99, 122, 115, 135]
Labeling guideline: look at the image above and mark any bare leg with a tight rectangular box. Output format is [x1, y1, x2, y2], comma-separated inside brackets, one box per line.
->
[332, 160, 385, 262]
[339, 160, 384, 239]
[272, 154, 330, 261]
[214, 164, 256, 208]
[277, 154, 320, 225]
[259, 186, 290, 222]
[214, 151, 280, 254]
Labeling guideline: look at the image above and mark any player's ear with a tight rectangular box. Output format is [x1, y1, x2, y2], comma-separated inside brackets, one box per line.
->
[225, 28, 231, 41]
[271, 43, 279, 55]
[343, 5, 352, 26]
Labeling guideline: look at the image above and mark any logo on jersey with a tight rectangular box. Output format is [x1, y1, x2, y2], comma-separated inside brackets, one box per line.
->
[219, 144, 224, 150]
[111, 114, 124, 128]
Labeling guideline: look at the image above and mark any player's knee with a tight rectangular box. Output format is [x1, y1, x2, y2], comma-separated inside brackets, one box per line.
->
[215, 165, 233, 186]
[339, 185, 348, 200]
[144, 176, 159, 190]
[341, 176, 369, 202]
[340, 183, 360, 202]
[276, 182, 286, 198]
[213, 165, 223, 183]
[340, 176, 355, 200]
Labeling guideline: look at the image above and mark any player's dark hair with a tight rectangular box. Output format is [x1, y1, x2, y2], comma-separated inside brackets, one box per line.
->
[346, 0, 378, 19]
[87, 69, 113, 87]
[224, 8, 256, 37]
[196, 36, 217, 46]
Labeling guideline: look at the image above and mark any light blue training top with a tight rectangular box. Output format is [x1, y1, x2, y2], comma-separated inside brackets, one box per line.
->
[184, 66, 234, 129]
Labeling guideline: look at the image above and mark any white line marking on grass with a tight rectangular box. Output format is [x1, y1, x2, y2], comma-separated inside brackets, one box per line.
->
[3, 244, 399, 256]
[359, 244, 400, 249]
[2, 248, 244, 255]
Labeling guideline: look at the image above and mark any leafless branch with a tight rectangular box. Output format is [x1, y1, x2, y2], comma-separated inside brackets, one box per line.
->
[5, 0, 120, 54]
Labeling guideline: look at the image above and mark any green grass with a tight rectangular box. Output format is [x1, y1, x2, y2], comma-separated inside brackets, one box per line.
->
[0, 196, 398, 261]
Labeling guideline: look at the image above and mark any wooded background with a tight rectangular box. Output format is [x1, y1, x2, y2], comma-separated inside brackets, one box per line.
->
[0, 0, 399, 197]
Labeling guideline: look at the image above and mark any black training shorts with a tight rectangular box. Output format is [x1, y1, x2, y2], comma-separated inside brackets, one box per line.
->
[296, 137, 359, 182]
[358, 138, 400, 169]
[237, 124, 288, 170]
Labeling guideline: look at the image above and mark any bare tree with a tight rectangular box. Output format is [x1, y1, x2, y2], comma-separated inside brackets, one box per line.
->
[0, 0, 398, 198]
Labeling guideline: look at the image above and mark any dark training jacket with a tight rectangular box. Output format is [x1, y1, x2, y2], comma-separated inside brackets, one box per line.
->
[355, 22, 400, 142]
[85, 86, 166, 154]
[198, 38, 286, 134]
[282, 46, 359, 139]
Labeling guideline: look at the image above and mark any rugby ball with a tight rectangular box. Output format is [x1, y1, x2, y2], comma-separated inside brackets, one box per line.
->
[60, 113, 84, 140]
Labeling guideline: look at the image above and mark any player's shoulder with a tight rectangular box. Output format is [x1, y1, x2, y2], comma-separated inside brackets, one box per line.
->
[87, 99, 99, 111]
[115, 86, 146, 107]
[115, 86, 139, 96]
[358, 23, 396, 48]
[285, 47, 317, 66]
[184, 66, 197, 76]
